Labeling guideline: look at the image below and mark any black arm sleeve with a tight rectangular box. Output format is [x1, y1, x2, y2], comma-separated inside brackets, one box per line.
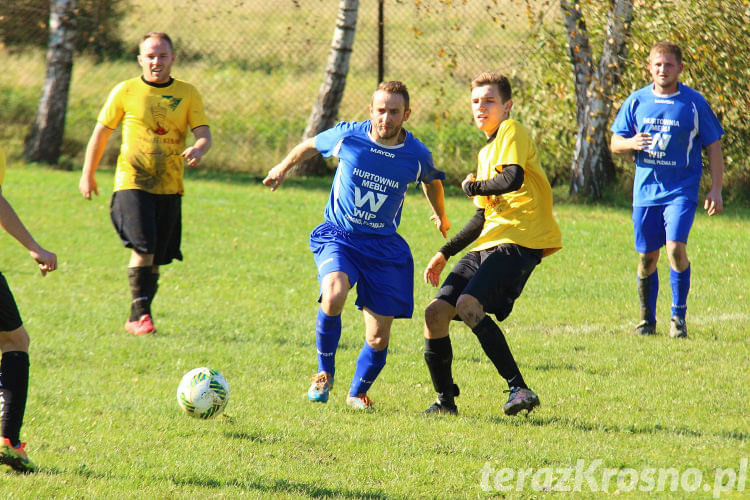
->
[438, 208, 485, 258]
[462, 164, 524, 197]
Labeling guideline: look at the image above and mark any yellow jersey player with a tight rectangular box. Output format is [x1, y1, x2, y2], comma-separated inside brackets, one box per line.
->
[421, 72, 561, 416]
[79, 32, 211, 336]
[0, 148, 58, 472]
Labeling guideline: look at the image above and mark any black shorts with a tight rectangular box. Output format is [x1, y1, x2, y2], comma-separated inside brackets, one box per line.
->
[0, 273, 23, 332]
[110, 189, 183, 265]
[435, 243, 542, 322]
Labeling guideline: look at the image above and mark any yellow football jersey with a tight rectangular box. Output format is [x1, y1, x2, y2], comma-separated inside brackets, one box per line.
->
[98, 77, 208, 195]
[472, 119, 562, 258]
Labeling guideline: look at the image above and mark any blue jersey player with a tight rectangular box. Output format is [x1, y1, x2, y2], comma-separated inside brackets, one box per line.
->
[611, 41, 725, 338]
[263, 81, 450, 409]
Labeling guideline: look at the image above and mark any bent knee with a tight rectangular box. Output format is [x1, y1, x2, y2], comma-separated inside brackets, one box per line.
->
[425, 300, 453, 328]
[455, 294, 482, 318]
[0, 326, 30, 353]
[366, 337, 389, 352]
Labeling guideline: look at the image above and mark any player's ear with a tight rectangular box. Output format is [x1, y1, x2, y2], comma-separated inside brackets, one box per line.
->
[403, 108, 411, 121]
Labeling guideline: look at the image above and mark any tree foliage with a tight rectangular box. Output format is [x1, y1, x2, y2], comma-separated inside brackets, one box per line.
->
[1, 0, 126, 60]
[492, 0, 750, 201]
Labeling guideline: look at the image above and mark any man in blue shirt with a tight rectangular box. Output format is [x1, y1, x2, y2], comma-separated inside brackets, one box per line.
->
[263, 81, 450, 409]
[610, 41, 724, 338]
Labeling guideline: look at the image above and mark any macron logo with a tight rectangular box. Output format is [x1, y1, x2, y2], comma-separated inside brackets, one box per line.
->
[370, 147, 395, 158]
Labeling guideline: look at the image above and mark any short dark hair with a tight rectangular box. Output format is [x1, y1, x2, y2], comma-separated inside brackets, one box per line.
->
[375, 80, 410, 110]
[650, 41, 682, 65]
[471, 72, 511, 102]
[139, 32, 174, 53]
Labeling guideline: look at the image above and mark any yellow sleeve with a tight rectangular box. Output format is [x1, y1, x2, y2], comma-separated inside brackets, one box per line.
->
[496, 122, 530, 168]
[97, 81, 126, 129]
[187, 86, 209, 130]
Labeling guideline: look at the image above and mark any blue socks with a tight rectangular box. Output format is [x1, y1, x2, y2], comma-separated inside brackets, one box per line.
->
[670, 265, 690, 318]
[638, 266, 690, 322]
[315, 309, 341, 377]
[349, 343, 387, 397]
[637, 270, 659, 324]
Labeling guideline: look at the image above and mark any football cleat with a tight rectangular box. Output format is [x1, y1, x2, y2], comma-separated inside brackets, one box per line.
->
[346, 394, 374, 410]
[423, 400, 458, 415]
[307, 371, 333, 403]
[669, 316, 688, 338]
[125, 314, 156, 336]
[502, 387, 540, 416]
[634, 320, 656, 336]
[0, 438, 37, 473]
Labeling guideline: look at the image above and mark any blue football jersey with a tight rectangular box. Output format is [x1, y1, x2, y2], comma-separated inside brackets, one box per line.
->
[611, 83, 724, 206]
[315, 121, 445, 235]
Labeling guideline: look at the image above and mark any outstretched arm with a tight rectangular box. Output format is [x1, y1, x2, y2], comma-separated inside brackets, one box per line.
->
[262, 138, 320, 191]
[704, 140, 724, 216]
[0, 189, 57, 275]
[79, 122, 114, 200]
[182, 125, 212, 167]
[421, 179, 450, 238]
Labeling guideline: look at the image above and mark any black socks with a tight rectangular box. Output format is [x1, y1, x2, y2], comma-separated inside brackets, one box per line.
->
[471, 316, 527, 390]
[128, 267, 158, 320]
[424, 337, 458, 406]
[0, 351, 30, 447]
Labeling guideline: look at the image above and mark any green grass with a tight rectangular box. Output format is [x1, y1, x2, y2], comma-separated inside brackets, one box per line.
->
[0, 164, 747, 498]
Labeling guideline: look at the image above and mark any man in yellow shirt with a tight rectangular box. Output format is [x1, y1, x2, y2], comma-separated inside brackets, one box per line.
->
[79, 32, 211, 335]
[422, 72, 561, 416]
[0, 149, 57, 472]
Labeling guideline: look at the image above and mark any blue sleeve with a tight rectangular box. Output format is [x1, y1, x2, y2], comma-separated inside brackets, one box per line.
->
[611, 94, 637, 138]
[315, 121, 360, 158]
[695, 96, 724, 147]
[415, 143, 445, 184]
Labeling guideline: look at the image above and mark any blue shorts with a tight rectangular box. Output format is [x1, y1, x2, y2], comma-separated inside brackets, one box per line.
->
[309, 221, 414, 318]
[632, 201, 697, 253]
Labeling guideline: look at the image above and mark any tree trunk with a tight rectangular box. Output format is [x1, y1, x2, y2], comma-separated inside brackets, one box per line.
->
[24, 0, 78, 164]
[292, 0, 359, 176]
[562, 0, 633, 199]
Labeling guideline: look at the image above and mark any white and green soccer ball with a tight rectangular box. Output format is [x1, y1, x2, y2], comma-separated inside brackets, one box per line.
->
[176, 367, 229, 419]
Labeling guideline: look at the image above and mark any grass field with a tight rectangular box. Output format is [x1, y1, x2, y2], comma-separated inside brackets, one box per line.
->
[0, 163, 747, 498]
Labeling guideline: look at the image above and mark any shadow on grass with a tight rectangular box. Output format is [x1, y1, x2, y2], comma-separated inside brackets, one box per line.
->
[490, 414, 748, 442]
[169, 475, 398, 499]
[224, 430, 283, 444]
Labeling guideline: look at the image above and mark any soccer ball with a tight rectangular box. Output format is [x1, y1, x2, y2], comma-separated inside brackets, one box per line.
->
[176, 367, 229, 419]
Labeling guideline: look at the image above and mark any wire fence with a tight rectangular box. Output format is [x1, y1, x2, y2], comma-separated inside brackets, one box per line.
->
[2, 0, 748, 194]
[1, 0, 563, 177]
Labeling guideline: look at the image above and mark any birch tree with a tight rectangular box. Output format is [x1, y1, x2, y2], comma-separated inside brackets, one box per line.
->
[293, 0, 359, 176]
[24, 0, 78, 164]
[561, 0, 633, 199]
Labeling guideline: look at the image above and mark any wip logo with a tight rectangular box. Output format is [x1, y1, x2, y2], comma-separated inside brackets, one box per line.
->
[370, 147, 395, 158]
[354, 187, 387, 212]
[650, 132, 672, 151]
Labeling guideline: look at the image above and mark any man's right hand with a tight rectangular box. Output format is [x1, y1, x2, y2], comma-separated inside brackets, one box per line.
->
[79, 175, 98, 200]
[262, 163, 287, 191]
[424, 252, 447, 287]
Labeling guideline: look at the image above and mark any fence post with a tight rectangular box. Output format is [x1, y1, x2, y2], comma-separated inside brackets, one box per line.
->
[378, 0, 384, 84]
